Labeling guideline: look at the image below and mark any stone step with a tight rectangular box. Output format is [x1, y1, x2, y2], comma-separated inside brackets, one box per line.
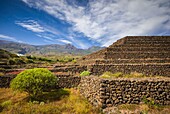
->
[90, 64, 170, 76]
[95, 59, 170, 64]
[122, 40, 170, 44]
[0, 62, 7, 65]
[105, 51, 170, 59]
[123, 36, 170, 41]
[106, 47, 170, 51]
[83, 49, 107, 60]
[51, 66, 87, 73]
[77, 58, 97, 64]
[112, 44, 170, 47]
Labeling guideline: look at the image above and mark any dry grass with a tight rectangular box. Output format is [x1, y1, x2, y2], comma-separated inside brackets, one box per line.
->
[117, 104, 170, 114]
[100, 71, 168, 79]
[0, 88, 101, 114]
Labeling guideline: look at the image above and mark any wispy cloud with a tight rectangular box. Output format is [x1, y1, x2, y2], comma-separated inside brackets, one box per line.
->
[58, 39, 72, 44]
[0, 34, 24, 43]
[16, 20, 59, 35]
[0, 34, 16, 40]
[16, 20, 45, 33]
[22, 0, 170, 47]
[16, 20, 63, 43]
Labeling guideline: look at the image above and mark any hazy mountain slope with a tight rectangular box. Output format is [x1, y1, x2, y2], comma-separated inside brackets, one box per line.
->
[0, 40, 103, 56]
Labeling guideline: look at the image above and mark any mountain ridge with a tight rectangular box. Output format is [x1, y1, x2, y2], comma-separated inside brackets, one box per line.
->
[0, 40, 104, 56]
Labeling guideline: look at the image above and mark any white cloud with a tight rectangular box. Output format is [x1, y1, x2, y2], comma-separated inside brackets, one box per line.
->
[0, 34, 24, 43]
[16, 19, 60, 35]
[0, 34, 15, 40]
[58, 39, 72, 44]
[16, 20, 45, 33]
[22, 0, 170, 47]
[36, 34, 54, 41]
[16, 20, 62, 43]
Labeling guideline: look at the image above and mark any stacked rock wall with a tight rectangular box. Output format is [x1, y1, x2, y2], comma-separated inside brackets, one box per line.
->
[79, 76, 101, 106]
[56, 76, 81, 88]
[0, 75, 170, 107]
[51, 65, 87, 74]
[80, 36, 170, 76]
[79, 76, 170, 108]
[91, 64, 170, 76]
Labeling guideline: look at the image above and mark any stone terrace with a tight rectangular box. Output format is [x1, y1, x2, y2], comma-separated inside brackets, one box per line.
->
[77, 36, 170, 76]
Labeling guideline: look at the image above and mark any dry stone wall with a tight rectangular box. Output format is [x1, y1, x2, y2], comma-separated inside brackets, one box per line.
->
[1, 75, 170, 108]
[79, 76, 101, 106]
[91, 64, 170, 76]
[56, 76, 81, 88]
[51, 65, 87, 74]
[79, 76, 170, 108]
[78, 36, 170, 77]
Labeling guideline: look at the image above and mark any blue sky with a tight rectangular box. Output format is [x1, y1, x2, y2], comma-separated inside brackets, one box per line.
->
[0, 0, 170, 49]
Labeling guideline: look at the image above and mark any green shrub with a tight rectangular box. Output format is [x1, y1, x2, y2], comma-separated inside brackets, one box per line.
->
[80, 71, 90, 76]
[10, 68, 57, 99]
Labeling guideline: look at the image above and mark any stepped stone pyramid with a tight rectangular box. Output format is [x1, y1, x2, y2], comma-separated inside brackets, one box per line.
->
[78, 36, 170, 76]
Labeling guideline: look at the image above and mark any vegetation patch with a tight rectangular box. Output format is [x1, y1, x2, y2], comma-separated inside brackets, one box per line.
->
[80, 71, 91, 76]
[100, 71, 123, 78]
[99, 71, 161, 79]
[10, 68, 57, 100]
[0, 88, 101, 114]
[116, 103, 170, 114]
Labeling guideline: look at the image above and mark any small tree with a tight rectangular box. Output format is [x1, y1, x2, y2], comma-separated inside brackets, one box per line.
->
[10, 68, 57, 99]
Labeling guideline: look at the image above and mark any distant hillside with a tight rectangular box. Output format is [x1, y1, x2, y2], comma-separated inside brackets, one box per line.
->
[0, 49, 18, 59]
[0, 49, 55, 69]
[0, 40, 104, 56]
[0, 49, 24, 66]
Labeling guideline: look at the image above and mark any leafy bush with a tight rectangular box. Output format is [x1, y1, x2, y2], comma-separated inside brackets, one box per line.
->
[80, 71, 90, 76]
[10, 68, 57, 99]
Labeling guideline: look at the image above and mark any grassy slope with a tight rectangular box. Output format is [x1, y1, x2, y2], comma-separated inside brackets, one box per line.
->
[0, 88, 101, 114]
[1, 88, 170, 114]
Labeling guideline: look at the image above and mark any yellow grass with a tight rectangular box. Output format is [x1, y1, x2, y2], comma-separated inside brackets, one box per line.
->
[1, 88, 169, 114]
[0, 88, 101, 114]
[118, 104, 170, 114]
